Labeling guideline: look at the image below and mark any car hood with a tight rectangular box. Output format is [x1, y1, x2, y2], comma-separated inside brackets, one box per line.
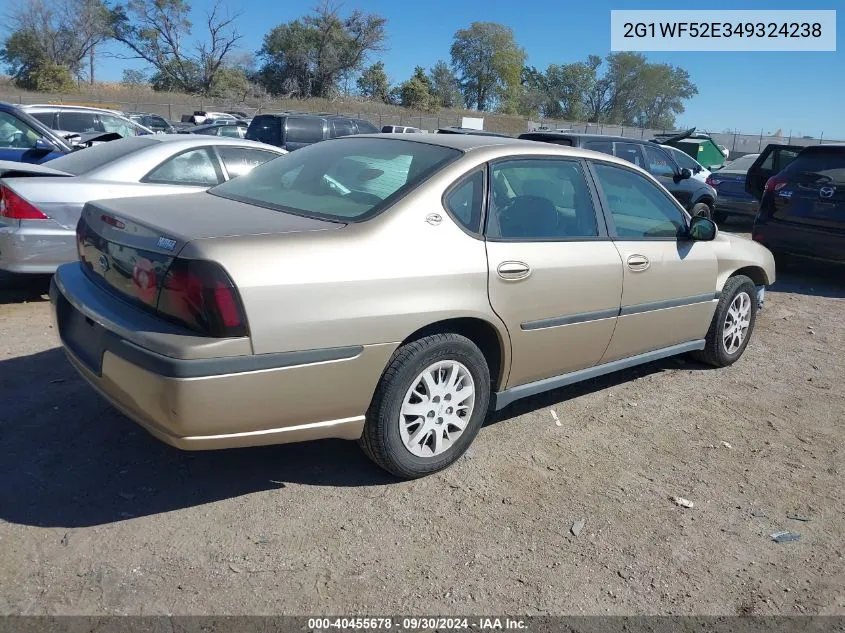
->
[88, 191, 344, 243]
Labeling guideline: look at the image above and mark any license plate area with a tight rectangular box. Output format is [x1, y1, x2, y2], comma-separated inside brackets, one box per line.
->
[56, 294, 106, 375]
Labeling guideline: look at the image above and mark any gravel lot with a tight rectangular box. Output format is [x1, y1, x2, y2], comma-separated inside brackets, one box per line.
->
[1, 227, 843, 616]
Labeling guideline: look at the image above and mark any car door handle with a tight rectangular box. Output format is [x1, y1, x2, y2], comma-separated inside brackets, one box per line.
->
[627, 254, 650, 272]
[497, 261, 531, 280]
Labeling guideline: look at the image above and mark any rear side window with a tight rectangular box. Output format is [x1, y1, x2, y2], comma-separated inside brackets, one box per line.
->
[487, 158, 598, 239]
[58, 111, 103, 133]
[331, 119, 356, 138]
[144, 147, 222, 186]
[584, 140, 613, 155]
[354, 119, 379, 134]
[614, 142, 646, 168]
[246, 116, 281, 145]
[643, 145, 675, 177]
[444, 169, 484, 233]
[782, 150, 845, 185]
[285, 117, 325, 144]
[217, 146, 279, 178]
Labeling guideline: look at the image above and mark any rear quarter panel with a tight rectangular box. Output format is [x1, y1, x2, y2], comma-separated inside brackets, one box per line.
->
[181, 163, 506, 359]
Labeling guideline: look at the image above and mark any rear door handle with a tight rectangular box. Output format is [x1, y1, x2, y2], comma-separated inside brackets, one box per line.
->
[627, 254, 650, 272]
[497, 261, 531, 281]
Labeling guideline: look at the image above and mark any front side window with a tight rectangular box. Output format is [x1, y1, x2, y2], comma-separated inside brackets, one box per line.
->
[487, 158, 598, 240]
[592, 162, 686, 239]
[670, 147, 699, 171]
[583, 140, 613, 155]
[209, 137, 461, 222]
[444, 170, 484, 233]
[144, 148, 221, 186]
[331, 119, 355, 138]
[643, 145, 676, 178]
[0, 112, 40, 149]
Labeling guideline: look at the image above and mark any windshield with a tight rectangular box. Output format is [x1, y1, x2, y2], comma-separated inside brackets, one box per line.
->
[722, 154, 759, 172]
[209, 137, 462, 221]
[45, 136, 157, 175]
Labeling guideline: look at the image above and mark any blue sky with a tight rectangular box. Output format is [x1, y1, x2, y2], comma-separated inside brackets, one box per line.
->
[95, 0, 843, 138]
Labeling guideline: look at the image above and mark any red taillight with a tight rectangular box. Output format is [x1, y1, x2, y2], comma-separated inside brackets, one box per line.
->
[101, 214, 125, 229]
[157, 259, 248, 337]
[765, 176, 788, 192]
[705, 176, 720, 187]
[0, 185, 48, 219]
[752, 233, 765, 243]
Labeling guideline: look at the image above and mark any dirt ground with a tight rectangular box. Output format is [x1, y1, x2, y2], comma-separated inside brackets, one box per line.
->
[1, 228, 843, 617]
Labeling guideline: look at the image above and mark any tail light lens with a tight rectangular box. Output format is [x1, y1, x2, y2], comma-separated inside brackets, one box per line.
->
[0, 185, 48, 219]
[705, 176, 720, 187]
[752, 233, 765, 243]
[765, 176, 788, 192]
[157, 259, 248, 338]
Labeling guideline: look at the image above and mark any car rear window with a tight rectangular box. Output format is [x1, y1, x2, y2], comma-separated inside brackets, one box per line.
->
[782, 149, 845, 185]
[209, 137, 461, 222]
[44, 136, 157, 175]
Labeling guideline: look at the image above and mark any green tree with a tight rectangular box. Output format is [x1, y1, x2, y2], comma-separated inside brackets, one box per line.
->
[121, 68, 148, 86]
[357, 61, 390, 102]
[257, 3, 386, 99]
[1, 0, 111, 87]
[110, 0, 242, 95]
[398, 66, 435, 111]
[428, 60, 461, 108]
[449, 22, 525, 111]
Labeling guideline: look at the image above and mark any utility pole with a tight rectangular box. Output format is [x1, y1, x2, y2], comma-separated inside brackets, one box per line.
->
[89, 45, 95, 85]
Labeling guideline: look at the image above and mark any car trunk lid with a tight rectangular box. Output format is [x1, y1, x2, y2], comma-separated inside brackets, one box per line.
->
[772, 147, 845, 230]
[77, 191, 343, 317]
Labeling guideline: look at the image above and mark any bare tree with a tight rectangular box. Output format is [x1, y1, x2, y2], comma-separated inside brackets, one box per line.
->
[109, 0, 243, 95]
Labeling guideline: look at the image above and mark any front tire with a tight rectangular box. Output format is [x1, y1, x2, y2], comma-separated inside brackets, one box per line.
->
[359, 333, 491, 478]
[692, 275, 757, 367]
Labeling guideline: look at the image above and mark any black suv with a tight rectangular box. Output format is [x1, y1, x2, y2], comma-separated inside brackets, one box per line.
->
[245, 113, 379, 151]
[519, 132, 718, 218]
[747, 143, 845, 264]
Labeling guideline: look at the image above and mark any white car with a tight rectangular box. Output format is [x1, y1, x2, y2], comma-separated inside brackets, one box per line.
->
[21, 105, 153, 144]
[665, 145, 711, 183]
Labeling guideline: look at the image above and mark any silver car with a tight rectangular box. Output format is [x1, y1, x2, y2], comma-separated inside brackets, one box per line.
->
[0, 135, 286, 275]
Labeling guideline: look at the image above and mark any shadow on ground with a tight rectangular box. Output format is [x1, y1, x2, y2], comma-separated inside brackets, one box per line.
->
[0, 345, 705, 528]
[0, 273, 51, 304]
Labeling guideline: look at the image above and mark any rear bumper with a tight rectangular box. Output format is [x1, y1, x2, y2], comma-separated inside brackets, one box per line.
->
[50, 264, 396, 449]
[0, 221, 75, 274]
[754, 220, 845, 264]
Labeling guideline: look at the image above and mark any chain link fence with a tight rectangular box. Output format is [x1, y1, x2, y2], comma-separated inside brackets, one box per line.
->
[2, 89, 839, 157]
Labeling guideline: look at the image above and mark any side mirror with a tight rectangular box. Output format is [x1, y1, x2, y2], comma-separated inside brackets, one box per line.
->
[678, 167, 692, 180]
[34, 138, 55, 151]
[688, 215, 717, 241]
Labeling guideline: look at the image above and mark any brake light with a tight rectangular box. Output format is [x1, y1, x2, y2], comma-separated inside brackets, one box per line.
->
[157, 259, 248, 337]
[765, 176, 788, 192]
[0, 185, 48, 219]
[705, 176, 721, 187]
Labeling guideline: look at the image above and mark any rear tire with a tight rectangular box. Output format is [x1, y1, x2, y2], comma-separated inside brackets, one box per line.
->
[691, 202, 713, 220]
[359, 333, 491, 479]
[691, 275, 757, 367]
